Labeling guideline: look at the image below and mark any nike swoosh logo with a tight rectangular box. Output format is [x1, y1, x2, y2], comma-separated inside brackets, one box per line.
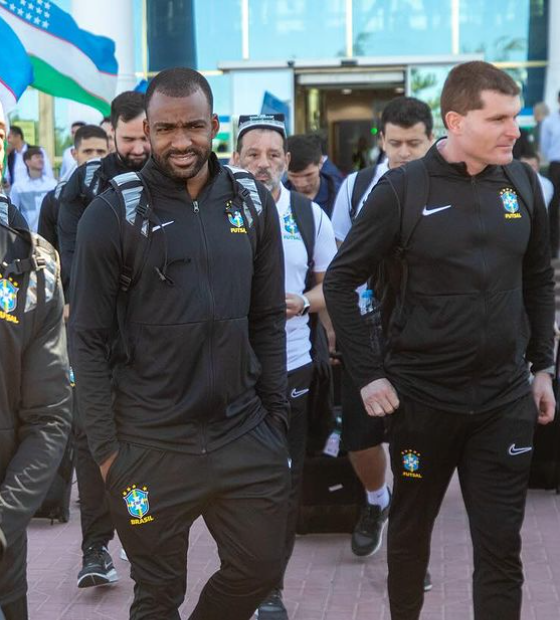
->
[422, 205, 453, 216]
[508, 444, 533, 456]
[152, 221, 174, 232]
[290, 388, 310, 399]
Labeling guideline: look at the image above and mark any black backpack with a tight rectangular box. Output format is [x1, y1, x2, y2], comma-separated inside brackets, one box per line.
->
[106, 166, 265, 360]
[289, 191, 335, 454]
[0, 218, 75, 524]
[349, 164, 379, 221]
[349, 150, 387, 221]
[371, 158, 537, 335]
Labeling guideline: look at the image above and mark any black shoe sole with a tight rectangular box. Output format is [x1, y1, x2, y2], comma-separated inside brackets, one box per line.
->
[351, 519, 388, 557]
[77, 569, 118, 589]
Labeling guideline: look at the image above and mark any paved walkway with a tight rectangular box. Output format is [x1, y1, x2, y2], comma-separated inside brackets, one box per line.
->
[27, 474, 560, 619]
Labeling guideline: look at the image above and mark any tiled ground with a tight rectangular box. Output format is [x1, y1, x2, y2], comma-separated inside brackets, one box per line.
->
[27, 473, 560, 619]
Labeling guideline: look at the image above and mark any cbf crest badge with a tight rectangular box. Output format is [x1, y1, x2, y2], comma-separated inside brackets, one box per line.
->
[500, 188, 521, 220]
[283, 209, 300, 240]
[122, 484, 155, 526]
[402, 450, 422, 479]
[0, 276, 19, 325]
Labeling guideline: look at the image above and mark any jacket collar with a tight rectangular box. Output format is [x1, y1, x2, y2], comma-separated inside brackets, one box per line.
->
[425, 138, 499, 180]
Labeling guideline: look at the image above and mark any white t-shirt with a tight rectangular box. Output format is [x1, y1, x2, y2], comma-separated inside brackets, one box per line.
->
[276, 183, 337, 372]
[7, 144, 55, 185]
[331, 161, 388, 304]
[10, 175, 57, 232]
[538, 173, 554, 209]
[331, 160, 388, 243]
[60, 146, 77, 180]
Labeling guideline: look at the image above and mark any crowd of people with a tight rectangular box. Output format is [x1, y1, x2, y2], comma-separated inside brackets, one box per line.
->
[0, 59, 558, 620]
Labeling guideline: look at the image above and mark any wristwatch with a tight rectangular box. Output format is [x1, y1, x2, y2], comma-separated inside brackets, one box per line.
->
[298, 294, 311, 316]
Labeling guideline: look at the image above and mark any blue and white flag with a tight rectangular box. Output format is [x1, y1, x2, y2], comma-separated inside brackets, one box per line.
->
[0, 13, 34, 113]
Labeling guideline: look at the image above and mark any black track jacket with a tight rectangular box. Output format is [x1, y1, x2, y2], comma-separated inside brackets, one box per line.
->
[70, 155, 288, 465]
[324, 143, 555, 414]
[0, 222, 71, 604]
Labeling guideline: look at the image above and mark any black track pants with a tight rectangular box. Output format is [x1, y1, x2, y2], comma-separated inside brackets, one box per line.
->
[387, 394, 537, 620]
[74, 424, 114, 553]
[279, 362, 313, 589]
[105, 418, 290, 620]
[0, 595, 27, 620]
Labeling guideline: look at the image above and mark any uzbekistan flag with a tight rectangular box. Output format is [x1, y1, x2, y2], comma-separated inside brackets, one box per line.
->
[0, 15, 33, 113]
[0, 0, 118, 114]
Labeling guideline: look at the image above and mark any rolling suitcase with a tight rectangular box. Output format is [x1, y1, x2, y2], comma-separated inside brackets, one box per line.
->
[296, 452, 364, 534]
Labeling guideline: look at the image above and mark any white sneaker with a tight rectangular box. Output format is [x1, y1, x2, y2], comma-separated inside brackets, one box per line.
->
[120, 547, 129, 562]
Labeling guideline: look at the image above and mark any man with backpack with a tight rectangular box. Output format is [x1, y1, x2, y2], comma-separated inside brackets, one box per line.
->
[0, 102, 72, 620]
[233, 114, 337, 620]
[39, 124, 109, 254]
[58, 91, 150, 292]
[324, 61, 555, 620]
[330, 98, 433, 573]
[70, 68, 290, 620]
[285, 134, 341, 218]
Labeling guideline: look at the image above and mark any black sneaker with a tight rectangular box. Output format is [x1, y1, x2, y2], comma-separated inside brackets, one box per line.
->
[256, 588, 288, 620]
[77, 545, 119, 588]
[351, 492, 391, 557]
[424, 570, 433, 592]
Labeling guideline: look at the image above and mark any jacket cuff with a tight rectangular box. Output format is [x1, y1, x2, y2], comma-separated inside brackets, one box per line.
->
[93, 439, 120, 467]
[357, 369, 387, 391]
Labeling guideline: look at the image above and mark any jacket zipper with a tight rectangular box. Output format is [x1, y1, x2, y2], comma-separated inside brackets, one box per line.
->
[471, 176, 488, 413]
[193, 198, 214, 454]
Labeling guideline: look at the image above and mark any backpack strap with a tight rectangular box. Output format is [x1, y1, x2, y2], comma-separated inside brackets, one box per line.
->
[0, 194, 9, 227]
[383, 159, 430, 315]
[54, 180, 67, 201]
[289, 190, 316, 291]
[223, 165, 264, 256]
[82, 159, 103, 197]
[502, 160, 535, 219]
[109, 171, 157, 293]
[109, 172, 160, 363]
[1, 229, 59, 332]
[350, 164, 377, 221]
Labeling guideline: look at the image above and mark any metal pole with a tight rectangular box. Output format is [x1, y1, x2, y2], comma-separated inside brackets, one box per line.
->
[38, 91, 55, 169]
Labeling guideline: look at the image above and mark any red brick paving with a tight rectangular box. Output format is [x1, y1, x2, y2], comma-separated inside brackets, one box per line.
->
[27, 473, 560, 619]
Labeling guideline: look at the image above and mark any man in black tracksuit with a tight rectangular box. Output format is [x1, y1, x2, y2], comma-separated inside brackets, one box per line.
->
[58, 92, 151, 588]
[39, 124, 109, 254]
[324, 62, 556, 620]
[0, 101, 71, 617]
[70, 68, 290, 620]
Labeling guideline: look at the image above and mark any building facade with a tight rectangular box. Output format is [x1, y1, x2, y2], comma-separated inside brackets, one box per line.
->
[7, 0, 558, 170]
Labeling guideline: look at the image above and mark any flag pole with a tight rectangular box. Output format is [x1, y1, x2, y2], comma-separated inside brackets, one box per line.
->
[38, 91, 55, 174]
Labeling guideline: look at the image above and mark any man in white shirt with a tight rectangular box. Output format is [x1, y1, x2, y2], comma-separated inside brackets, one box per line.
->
[518, 146, 555, 209]
[330, 97, 434, 570]
[233, 114, 337, 620]
[6, 126, 54, 186]
[540, 90, 560, 255]
[59, 121, 86, 180]
[9, 147, 57, 232]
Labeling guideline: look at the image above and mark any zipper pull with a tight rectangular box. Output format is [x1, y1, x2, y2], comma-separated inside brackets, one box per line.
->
[193, 200, 199, 214]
